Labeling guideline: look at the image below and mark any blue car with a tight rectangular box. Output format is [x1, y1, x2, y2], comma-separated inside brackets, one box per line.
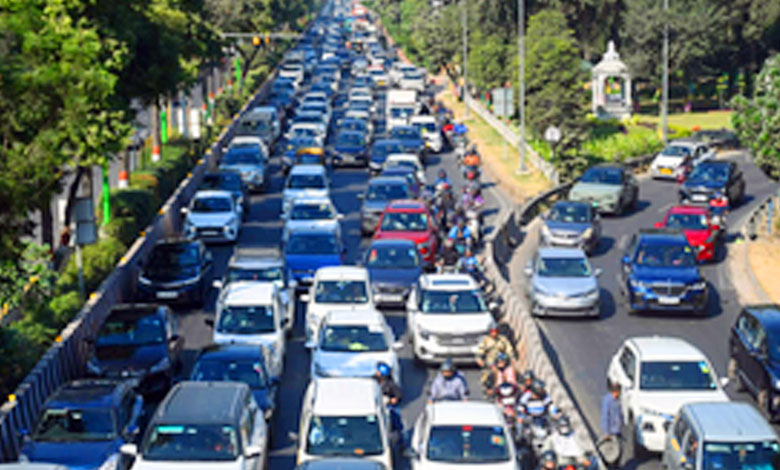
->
[369, 139, 404, 174]
[328, 130, 368, 167]
[364, 239, 422, 306]
[285, 227, 345, 288]
[20, 379, 143, 470]
[619, 229, 708, 314]
[390, 125, 426, 161]
[190, 344, 279, 420]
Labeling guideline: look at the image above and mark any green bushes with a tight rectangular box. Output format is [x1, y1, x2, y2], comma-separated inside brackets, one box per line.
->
[581, 126, 664, 162]
[57, 237, 127, 295]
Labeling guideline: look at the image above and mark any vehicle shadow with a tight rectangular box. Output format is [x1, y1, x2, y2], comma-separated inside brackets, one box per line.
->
[590, 236, 615, 258]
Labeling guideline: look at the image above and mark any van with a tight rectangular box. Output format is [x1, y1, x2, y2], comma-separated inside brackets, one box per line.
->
[295, 378, 392, 470]
[121, 382, 268, 470]
[663, 402, 779, 470]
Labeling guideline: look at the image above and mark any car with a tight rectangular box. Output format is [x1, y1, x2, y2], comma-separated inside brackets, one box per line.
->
[209, 281, 287, 378]
[216, 247, 295, 332]
[200, 171, 250, 220]
[650, 139, 714, 180]
[222, 138, 270, 191]
[373, 200, 438, 268]
[310, 309, 403, 385]
[310, 81, 336, 98]
[328, 130, 369, 167]
[679, 160, 746, 208]
[367, 68, 389, 88]
[286, 122, 326, 143]
[370, 139, 405, 174]
[182, 190, 242, 243]
[399, 69, 426, 92]
[728, 305, 780, 418]
[389, 125, 426, 160]
[238, 106, 282, 149]
[283, 164, 331, 217]
[121, 382, 267, 470]
[359, 176, 414, 235]
[410, 115, 442, 153]
[292, 112, 329, 140]
[294, 378, 392, 469]
[379, 166, 423, 199]
[294, 460, 384, 470]
[384, 153, 425, 184]
[19, 380, 143, 470]
[619, 229, 709, 314]
[606, 336, 729, 456]
[279, 62, 305, 86]
[333, 118, 371, 140]
[282, 136, 325, 174]
[301, 266, 374, 347]
[364, 239, 422, 306]
[654, 205, 722, 262]
[86, 304, 182, 396]
[283, 196, 343, 243]
[524, 247, 601, 318]
[568, 164, 639, 215]
[190, 344, 279, 420]
[540, 201, 601, 255]
[408, 401, 518, 470]
[298, 102, 332, 126]
[389, 63, 416, 86]
[285, 226, 346, 288]
[136, 237, 213, 306]
[407, 273, 494, 363]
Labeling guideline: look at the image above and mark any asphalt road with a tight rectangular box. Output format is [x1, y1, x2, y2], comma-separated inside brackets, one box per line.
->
[167, 117, 511, 470]
[531, 151, 779, 470]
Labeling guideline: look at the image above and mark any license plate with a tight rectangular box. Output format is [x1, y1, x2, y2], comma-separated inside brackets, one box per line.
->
[201, 230, 219, 236]
[156, 291, 178, 299]
[378, 294, 403, 302]
[660, 167, 673, 175]
[657, 296, 680, 305]
[691, 194, 708, 202]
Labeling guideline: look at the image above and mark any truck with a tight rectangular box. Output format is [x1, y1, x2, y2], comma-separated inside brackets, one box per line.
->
[386, 89, 418, 129]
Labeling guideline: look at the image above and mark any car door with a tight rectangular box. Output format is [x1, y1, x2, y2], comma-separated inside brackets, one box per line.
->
[273, 289, 287, 375]
[663, 416, 691, 470]
[239, 408, 259, 470]
[608, 344, 637, 419]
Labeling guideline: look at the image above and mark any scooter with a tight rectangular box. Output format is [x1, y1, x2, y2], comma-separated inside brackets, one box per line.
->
[463, 164, 481, 183]
[517, 400, 554, 458]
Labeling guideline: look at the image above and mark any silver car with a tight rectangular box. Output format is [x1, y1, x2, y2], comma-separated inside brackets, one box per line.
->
[524, 247, 601, 317]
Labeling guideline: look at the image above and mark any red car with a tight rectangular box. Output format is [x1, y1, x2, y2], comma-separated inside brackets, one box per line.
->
[373, 200, 438, 267]
[654, 205, 722, 262]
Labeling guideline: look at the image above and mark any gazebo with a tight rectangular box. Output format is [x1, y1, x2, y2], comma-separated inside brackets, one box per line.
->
[591, 41, 632, 120]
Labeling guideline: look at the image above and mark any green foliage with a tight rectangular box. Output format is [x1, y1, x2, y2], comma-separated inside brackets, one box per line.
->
[581, 126, 664, 162]
[57, 237, 127, 295]
[0, 324, 48, 399]
[48, 291, 84, 331]
[0, 242, 57, 313]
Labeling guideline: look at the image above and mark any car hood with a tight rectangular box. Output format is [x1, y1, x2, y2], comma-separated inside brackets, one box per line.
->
[141, 266, 199, 283]
[368, 267, 421, 288]
[219, 163, 262, 174]
[285, 219, 339, 233]
[214, 331, 277, 348]
[569, 182, 622, 197]
[683, 179, 726, 191]
[682, 229, 713, 245]
[415, 313, 493, 335]
[286, 253, 342, 271]
[362, 200, 390, 212]
[418, 459, 516, 470]
[284, 189, 329, 201]
[636, 389, 729, 416]
[186, 212, 235, 226]
[132, 458, 243, 470]
[534, 276, 597, 296]
[544, 220, 590, 235]
[313, 350, 395, 377]
[631, 265, 702, 283]
[93, 343, 167, 372]
[22, 438, 121, 470]
[374, 231, 430, 244]
[652, 155, 684, 167]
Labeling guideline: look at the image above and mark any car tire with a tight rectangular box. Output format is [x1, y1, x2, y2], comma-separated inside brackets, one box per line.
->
[625, 416, 648, 461]
[728, 357, 744, 391]
[759, 388, 774, 421]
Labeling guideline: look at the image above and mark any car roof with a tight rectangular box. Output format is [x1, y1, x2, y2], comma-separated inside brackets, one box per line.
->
[369, 238, 416, 249]
[627, 336, 708, 362]
[315, 266, 368, 281]
[336, 130, 365, 138]
[667, 205, 709, 215]
[292, 196, 333, 206]
[537, 247, 588, 258]
[637, 228, 688, 244]
[288, 226, 339, 237]
[47, 379, 129, 409]
[669, 138, 700, 146]
[368, 176, 407, 186]
[386, 154, 419, 162]
[684, 402, 777, 442]
[744, 305, 780, 329]
[297, 458, 384, 470]
[223, 281, 276, 305]
[193, 189, 233, 199]
[373, 139, 403, 147]
[419, 273, 478, 291]
[391, 125, 416, 132]
[289, 164, 327, 175]
[386, 199, 426, 211]
[154, 382, 248, 425]
[197, 344, 266, 363]
[324, 309, 385, 327]
[590, 162, 626, 171]
[311, 378, 379, 415]
[428, 401, 504, 427]
[410, 115, 436, 123]
[696, 159, 732, 168]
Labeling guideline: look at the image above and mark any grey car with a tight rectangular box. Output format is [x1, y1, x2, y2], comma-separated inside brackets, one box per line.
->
[568, 163, 639, 215]
[524, 247, 601, 317]
[540, 201, 601, 255]
[358, 176, 412, 235]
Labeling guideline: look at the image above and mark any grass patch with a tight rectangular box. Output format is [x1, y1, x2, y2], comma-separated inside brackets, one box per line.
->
[638, 111, 732, 130]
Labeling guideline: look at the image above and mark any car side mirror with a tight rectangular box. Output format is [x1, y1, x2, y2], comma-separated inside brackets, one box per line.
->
[357, 193, 364, 200]
[621, 255, 631, 265]
[213, 279, 223, 290]
[300, 294, 311, 303]
[120, 443, 138, 457]
[719, 376, 730, 388]
[180, 207, 189, 216]
[288, 431, 299, 443]
[245, 444, 263, 458]
[593, 268, 603, 277]
[204, 318, 215, 328]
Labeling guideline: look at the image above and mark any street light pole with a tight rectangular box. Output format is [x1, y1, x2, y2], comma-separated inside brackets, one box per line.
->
[661, 0, 669, 145]
[462, 0, 469, 119]
[518, 0, 526, 172]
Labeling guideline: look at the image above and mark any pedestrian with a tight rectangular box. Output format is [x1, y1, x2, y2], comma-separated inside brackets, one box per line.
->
[599, 381, 624, 469]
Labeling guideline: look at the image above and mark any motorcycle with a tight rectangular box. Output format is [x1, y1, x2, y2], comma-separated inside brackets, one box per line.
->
[495, 382, 521, 429]
[463, 164, 481, 183]
[517, 398, 554, 457]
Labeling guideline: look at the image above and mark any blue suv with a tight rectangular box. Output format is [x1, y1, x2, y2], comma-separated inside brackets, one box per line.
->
[619, 229, 708, 314]
[284, 227, 345, 289]
[19, 379, 143, 470]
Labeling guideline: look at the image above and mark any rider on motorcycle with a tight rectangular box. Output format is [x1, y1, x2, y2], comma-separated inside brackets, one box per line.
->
[437, 238, 461, 271]
[476, 326, 516, 392]
[492, 352, 518, 387]
[462, 144, 482, 175]
[536, 450, 558, 470]
[519, 379, 561, 421]
[428, 359, 469, 403]
[458, 248, 488, 285]
[374, 362, 403, 433]
[435, 169, 452, 187]
[447, 218, 472, 254]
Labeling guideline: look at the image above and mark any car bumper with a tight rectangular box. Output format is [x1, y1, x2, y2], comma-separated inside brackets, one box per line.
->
[636, 414, 673, 452]
[186, 226, 239, 243]
[372, 287, 410, 306]
[541, 233, 595, 252]
[137, 281, 203, 304]
[414, 334, 480, 363]
[627, 287, 708, 312]
[532, 294, 600, 317]
[650, 166, 679, 180]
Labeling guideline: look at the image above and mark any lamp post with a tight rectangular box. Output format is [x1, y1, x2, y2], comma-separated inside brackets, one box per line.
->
[661, 0, 669, 144]
[518, 0, 526, 173]
[462, 0, 469, 119]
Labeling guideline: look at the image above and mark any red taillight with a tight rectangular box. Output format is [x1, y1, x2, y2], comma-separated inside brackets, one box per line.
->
[419, 245, 429, 254]
[467, 172, 475, 179]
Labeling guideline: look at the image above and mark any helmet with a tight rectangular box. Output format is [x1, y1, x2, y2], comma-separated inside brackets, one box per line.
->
[444, 237, 454, 247]
[522, 370, 535, 382]
[540, 450, 557, 466]
[470, 144, 477, 152]
[440, 358, 456, 373]
[557, 415, 572, 435]
[376, 361, 391, 377]
[530, 379, 546, 397]
[496, 352, 509, 363]
[438, 169, 447, 178]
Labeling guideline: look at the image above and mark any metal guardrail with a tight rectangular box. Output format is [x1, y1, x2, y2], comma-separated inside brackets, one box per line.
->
[743, 193, 777, 240]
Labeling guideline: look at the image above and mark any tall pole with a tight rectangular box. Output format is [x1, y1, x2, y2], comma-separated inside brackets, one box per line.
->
[661, 0, 669, 144]
[518, 0, 526, 172]
[462, 0, 469, 119]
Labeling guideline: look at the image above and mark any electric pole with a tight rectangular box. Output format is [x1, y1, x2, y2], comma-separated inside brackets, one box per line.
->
[518, 0, 526, 172]
[462, 0, 469, 119]
[661, 0, 669, 145]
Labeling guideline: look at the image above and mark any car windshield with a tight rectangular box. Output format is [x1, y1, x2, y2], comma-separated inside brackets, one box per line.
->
[391, 128, 418, 139]
[319, 325, 388, 352]
[337, 133, 365, 146]
[202, 174, 242, 192]
[413, 122, 436, 133]
[548, 204, 589, 223]
[226, 266, 283, 283]
[295, 115, 323, 125]
[97, 314, 165, 346]
[191, 358, 268, 388]
[635, 242, 697, 267]
[366, 245, 419, 269]
[580, 167, 624, 185]
[291, 127, 319, 139]
[665, 213, 709, 230]
[150, 244, 199, 267]
[390, 108, 414, 119]
[306, 415, 383, 456]
[639, 361, 717, 390]
[288, 174, 326, 189]
[222, 151, 262, 165]
[287, 233, 340, 255]
[217, 306, 276, 334]
[143, 424, 239, 461]
[380, 212, 427, 231]
[339, 121, 367, 133]
[426, 425, 511, 463]
[662, 145, 691, 157]
[373, 142, 403, 159]
[420, 290, 486, 313]
[367, 183, 407, 201]
[302, 104, 326, 114]
[688, 164, 730, 183]
[288, 138, 319, 150]
[34, 408, 116, 441]
[537, 257, 592, 277]
[291, 203, 335, 220]
[702, 441, 780, 470]
[314, 280, 368, 303]
[192, 197, 232, 213]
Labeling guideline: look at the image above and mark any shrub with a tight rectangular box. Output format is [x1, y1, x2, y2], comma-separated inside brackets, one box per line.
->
[48, 291, 83, 330]
[57, 236, 127, 295]
[103, 216, 143, 247]
[0, 324, 47, 398]
[581, 126, 664, 162]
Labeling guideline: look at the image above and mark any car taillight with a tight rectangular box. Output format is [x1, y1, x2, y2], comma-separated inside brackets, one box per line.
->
[467, 171, 475, 179]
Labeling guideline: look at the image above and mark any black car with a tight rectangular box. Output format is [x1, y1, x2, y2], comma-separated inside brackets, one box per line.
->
[729, 305, 780, 417]
[200, 171, 250, 219]
[86, 304, 183, 396]
[679, 160, 746, 208]
[136, 237, 213, 306]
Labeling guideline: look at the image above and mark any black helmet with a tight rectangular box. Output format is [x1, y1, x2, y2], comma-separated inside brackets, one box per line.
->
[438, 169, 447, 178]
[522, 370, 535, 382]
[540, 450, 557, 465]
[530, 379, 546, 396]
[440, 358, 456, 373]
[557, 415, 572, 435]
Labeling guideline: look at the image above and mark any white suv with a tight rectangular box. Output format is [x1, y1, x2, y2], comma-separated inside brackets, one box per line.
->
[407, 274, 494, 363]
[650, 139, 714, 180]
[606, 336, 729, 455]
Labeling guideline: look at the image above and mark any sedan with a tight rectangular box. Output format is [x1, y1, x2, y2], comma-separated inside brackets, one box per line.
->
[655, 205, 721, 262]
[219, 144, 268, 192]
[136, 238, 213, 306]
[568, 164, 639, 215]
[328, 130, 369, 167]
[359, 176, 414, 235]
[524, 247, 601, 317]
[540, 201, 601, 254]
[390, 125, 426, 160]
[365, 239, 422, 306]
[679, 160, 746, 208]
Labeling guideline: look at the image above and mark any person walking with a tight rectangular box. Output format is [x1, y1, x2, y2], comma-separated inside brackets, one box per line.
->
[599, 381, 624, 469]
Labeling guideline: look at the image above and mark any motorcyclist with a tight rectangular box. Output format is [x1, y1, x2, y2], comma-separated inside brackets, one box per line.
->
[519, 379, 561, 420]
[447, 218, 472, 254]
[461, 186, 485, 212]
[374, 362, 403, 432]
[462, 144, 481, 168]
[437, 237, 461, 271]
[458, 248, 488, 285]
[541, 415, 583, 464]
[536, 450, 558, 470]
[435, 169, 452, 187]
[476, 326, 516, 392]
[520, 370, 536, 394]
[428, 359, 469, 403]
[492, 352, 518, 387]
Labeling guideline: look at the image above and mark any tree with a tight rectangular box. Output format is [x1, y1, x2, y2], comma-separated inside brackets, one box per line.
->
[731, 54, 780, 179]
[537, 0, 623, 61]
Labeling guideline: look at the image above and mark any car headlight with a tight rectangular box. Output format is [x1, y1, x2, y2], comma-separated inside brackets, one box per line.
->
[691, 281, 707, 290]
[99, 454, 119, 470]
[581, 227, 594, 240]
[418, 328, 433, 341]
[138, 275, 152, 286]
[629, 279, 646, 289]
[149, 357, 171, 374]
[225, 216, 237, 227]
[773, 377, 780, 390]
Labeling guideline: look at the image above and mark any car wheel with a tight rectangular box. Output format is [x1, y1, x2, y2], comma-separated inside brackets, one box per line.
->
[728, 358, 744, 391]
[625, 416, 648, 461]
[759, 388, 774, 421]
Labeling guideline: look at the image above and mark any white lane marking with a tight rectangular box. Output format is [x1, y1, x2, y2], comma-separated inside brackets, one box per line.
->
[617, 234, 630, 251]
[656, 200, 675, 214]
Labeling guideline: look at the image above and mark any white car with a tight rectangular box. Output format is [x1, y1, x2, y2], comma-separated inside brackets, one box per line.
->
[606, 336, 729, 455]
[302, 91, 329, 105]
[349, 87, 373, 101]
[301, 266, 375, 348]
[227, 135, 270, 159]
[282, 196, 343, 243]
[210, 281, 287, 378]
[286, 123, 326, 143]
[310, 309, 403, 386]
[650, 139, 714, 180]
[384, 153, 426, 184]
[400, 69, 426, 92]
[282, 164, 330, 217]
[409, 401, 518, 470]
[410, 115, 443, 153]
[183, 190, 241, 243]
[348, 96, 376, 114]
[279, 62, 305, 88]
[390, 63, 416, 86]
[407, 274, 494, 363]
